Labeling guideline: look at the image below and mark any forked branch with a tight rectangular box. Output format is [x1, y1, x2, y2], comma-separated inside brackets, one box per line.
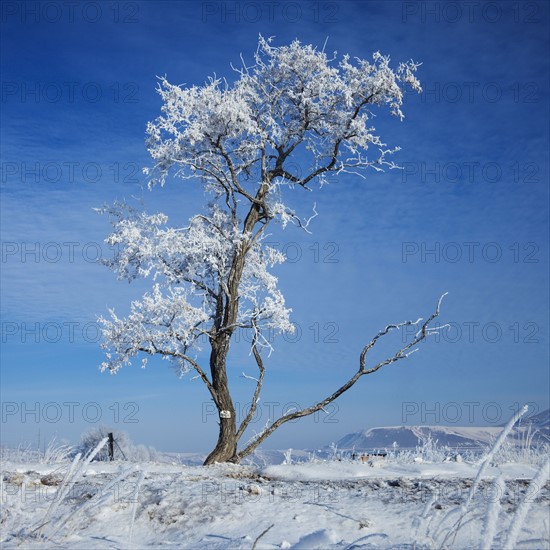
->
[233, 293, 447, 461]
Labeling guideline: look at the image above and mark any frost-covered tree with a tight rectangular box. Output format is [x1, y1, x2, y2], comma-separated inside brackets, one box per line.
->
[98, 36, 445, 464]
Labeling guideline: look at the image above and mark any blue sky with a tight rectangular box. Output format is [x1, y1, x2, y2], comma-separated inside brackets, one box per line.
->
[1, 0, 549, 453]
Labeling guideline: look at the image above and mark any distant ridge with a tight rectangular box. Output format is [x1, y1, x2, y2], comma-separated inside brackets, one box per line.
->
[334, 409, 550, 451]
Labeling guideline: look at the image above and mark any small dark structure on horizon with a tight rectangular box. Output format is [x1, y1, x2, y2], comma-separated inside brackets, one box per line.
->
[352, 452, 388, 462]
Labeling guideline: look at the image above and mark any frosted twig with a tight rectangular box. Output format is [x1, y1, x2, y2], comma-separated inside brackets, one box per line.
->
[479, 475, 505, 550]
[38, 437, 108, 540]
[241, 371, 259, 383]
[503, 457, 549, 550]
[442, 405, 529, 548]
[128, 468, 146, 547]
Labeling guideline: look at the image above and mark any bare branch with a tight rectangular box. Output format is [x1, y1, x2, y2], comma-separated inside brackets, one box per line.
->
[137, 346, 218, 406]
[236, 324, 267, 441]
[235, 293, 447, 461]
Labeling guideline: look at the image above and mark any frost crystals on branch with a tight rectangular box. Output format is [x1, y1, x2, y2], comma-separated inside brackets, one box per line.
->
[98, 201, 292, 376]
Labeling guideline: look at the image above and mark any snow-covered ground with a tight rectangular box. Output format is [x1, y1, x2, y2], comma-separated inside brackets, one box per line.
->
[1, 452, 548, 549]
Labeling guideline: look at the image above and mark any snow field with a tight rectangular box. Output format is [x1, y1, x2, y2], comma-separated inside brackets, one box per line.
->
[1, 458, 548, 549]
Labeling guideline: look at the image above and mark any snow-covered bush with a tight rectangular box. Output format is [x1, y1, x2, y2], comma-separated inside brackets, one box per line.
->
[0, 438, 74, 465]
[41, 437, 75, 464]
[77, 426, 158, 462]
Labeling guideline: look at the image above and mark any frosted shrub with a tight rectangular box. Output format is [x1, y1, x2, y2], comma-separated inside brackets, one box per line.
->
[77, 426, 157, 462]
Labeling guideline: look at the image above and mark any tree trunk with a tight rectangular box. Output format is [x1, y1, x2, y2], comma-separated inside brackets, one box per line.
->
[204, 186, 268, 465]
[203, 336, 238, 465]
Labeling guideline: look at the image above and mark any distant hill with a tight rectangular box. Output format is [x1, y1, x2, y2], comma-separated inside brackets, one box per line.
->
[515, 408, 550, 429]
[510, 408, 550, 444]
[334, 409, 550, 451]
